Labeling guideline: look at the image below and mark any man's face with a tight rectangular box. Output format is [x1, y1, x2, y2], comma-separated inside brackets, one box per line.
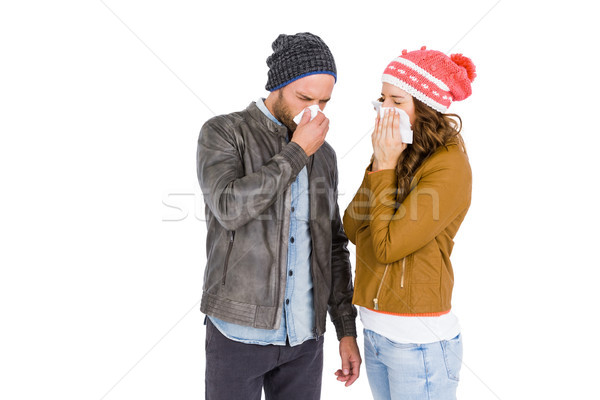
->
[271, 73, 335, 132]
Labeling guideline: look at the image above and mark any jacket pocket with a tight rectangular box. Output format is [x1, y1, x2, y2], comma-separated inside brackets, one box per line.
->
[221, 230, 235, 285]
[373, 264, 390, 310]
[373, 257, 408, 310]
[411, 241, 441, 283]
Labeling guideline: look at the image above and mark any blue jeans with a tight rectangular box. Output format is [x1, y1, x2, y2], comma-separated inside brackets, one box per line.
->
[363, 329, 463, 400]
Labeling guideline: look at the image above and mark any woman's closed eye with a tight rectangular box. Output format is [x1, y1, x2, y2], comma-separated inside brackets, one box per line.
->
[378, 96, 402, 105]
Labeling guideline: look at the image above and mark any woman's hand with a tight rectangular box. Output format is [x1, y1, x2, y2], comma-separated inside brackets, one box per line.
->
[371, 109, 407, 171]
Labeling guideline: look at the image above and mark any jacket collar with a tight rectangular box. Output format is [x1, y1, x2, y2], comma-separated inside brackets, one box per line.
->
[245, 101, 289, 138]
[245, 101, 316, 173]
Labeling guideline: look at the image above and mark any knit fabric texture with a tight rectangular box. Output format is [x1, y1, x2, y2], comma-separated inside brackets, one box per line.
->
[382, 46, 476, 113]
[265, 32, 337, 92]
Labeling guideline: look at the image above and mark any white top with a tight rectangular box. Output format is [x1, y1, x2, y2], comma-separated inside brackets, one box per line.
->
[359, 306, 461, 344]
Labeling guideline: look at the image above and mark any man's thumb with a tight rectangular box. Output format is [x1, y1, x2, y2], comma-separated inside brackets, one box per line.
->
[301, 108, 312, 123]
[342, 359, 350, 375]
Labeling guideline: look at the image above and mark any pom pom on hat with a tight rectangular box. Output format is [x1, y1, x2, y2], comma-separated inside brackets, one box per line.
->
[381, 46, 477, 112]
[450, 53, 476, 82]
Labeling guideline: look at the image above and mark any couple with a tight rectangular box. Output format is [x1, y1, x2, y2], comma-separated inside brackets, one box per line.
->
[196, 32, 476, 400]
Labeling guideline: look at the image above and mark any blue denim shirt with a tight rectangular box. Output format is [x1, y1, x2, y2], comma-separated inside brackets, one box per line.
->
[208, 98, 315, 346]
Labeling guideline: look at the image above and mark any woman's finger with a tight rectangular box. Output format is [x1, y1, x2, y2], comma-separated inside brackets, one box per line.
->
[371, 115, 379, 144]
[382, 109, 391, 141]
[388, 109, 396, 141]
[375, 110, 383, 141]
[392, 111, 401, 142]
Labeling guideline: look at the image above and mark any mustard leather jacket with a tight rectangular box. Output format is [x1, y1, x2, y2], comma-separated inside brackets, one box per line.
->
[343, 143, 471, 315]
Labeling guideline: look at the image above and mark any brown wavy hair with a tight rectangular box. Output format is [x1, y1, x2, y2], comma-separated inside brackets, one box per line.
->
[394, 98, 467, 203]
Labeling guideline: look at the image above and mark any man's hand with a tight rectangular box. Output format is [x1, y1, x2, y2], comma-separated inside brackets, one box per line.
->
[334, 336, 362, 387]
[291, 107, 329, 156]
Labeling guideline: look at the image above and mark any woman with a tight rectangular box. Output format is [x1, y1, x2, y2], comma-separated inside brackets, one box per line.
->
[341, 47, 476, 400]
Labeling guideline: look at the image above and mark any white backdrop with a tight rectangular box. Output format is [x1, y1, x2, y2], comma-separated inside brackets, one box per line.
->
[1, 1, 599, 399]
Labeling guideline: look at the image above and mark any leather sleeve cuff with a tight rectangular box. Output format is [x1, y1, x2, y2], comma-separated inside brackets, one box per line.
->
[280, 141, 309, 176]
[332, 314, 358, 341]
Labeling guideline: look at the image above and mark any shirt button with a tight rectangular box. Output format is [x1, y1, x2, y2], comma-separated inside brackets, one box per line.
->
[291, 207, 295, 212]
[289, 270, 293, 276]
[290, 237, 295, 243]
[285, 299, 290, 305]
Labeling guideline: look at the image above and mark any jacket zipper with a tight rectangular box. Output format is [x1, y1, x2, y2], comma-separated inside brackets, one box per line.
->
[221, 230, 235, 285]
[275, 136, 286, 315]
[373, 264, 390, 310]
[401, 257, 406, 288]
[310, 219, 320, 341]
[306, 156, 320, 341]
[373, 257, 407, 309]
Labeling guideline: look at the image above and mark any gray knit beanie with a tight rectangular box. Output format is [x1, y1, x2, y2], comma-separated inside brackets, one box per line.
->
[265, 32, 337, 92]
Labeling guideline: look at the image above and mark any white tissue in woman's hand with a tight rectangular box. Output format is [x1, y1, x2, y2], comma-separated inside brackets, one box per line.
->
[293, 104, 323, 124]
[371, 101, 413, 144]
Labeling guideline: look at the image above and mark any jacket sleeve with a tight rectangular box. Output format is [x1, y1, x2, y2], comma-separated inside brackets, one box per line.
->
[342, 166, 373, 244]
[328, 153, 358, 341]
[367, 150, 472, 264]
[197, 116, 308, 231]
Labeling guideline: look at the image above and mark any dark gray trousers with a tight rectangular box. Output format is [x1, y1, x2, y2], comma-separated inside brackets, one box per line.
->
[205, 317, 324, 400]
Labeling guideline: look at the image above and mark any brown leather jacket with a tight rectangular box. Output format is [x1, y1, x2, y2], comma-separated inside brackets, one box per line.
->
[197, 102, 357, 340]
[343, 143, 472, 315]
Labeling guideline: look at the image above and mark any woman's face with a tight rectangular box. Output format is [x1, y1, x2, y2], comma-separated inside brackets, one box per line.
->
[378, 82, 416, 125]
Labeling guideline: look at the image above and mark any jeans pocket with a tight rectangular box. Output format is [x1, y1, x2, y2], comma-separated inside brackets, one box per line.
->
[381, 334, 420, 350]
[442, 333, 463, 381]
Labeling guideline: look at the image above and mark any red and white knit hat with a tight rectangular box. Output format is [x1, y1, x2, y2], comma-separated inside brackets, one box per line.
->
[382, 46, 476, 113]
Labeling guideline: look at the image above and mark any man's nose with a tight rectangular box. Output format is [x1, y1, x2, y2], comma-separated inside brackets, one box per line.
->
[308, 100, 322, 109]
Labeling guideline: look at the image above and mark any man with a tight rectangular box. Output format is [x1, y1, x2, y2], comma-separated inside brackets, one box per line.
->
[196, 32, 361, 400]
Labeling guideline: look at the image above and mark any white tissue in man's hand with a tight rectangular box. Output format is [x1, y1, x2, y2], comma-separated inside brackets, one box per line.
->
[293, 105, 323, 125]
[371, 100, 414, 144]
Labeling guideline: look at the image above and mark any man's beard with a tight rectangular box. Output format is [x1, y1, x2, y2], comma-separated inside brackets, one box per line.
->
[271, 91, 297, 134]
